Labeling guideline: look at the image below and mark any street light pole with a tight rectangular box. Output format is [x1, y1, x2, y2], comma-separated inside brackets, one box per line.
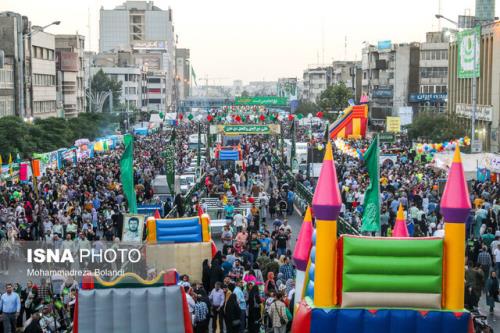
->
[435, 14, 481, 151]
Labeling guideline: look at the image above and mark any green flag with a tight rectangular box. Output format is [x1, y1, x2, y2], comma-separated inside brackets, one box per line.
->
[165, 144, 176, 195]
[361, 135, 380, 233]
[120, 134, 137, 214]
[290, 120, 296, 169]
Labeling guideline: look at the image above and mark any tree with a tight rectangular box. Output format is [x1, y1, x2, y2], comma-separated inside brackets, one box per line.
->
[317, 82, 353, 113]
[295, 101, 319, 116]
[407, 113, 466, 142]
[88, 69, 122, 112]
[241, 90, 250, 97]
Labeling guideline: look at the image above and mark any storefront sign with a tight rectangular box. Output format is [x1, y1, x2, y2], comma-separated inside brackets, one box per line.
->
[456, 103, 493, 122]
[408, 93, 447, 103]
[234, 96, 288, 106]
[372, 88, 393, 98]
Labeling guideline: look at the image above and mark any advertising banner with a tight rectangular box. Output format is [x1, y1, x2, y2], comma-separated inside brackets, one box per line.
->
[216, 124, 281, 135]
[386, 117, 401, 133]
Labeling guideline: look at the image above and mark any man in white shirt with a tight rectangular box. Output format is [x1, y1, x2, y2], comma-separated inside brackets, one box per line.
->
[494, 243, 500, 277]
[233, 212, 245, 232]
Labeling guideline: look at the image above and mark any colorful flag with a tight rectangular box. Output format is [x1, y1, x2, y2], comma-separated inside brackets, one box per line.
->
[19, 163, 28, 181]
[32, 159, 41, 178]
[8, 153, 13, 176]
[361, 135, 380, 233]
[120, 134, 137, 214]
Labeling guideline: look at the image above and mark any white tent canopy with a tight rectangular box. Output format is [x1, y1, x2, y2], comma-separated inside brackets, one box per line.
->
[431, 152, 500, 180]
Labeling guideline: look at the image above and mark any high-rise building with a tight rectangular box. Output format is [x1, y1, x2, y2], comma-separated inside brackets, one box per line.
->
[55, 34, 86, 117]
[448, 21, 500, 153]
[99, 1, 176, 111]
[361, 42, 420, 122]
[410, 31, 450, 113]
[476, 0, 496, 22]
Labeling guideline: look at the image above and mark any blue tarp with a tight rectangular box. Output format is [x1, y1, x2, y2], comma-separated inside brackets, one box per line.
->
[134, 128, 149, 136]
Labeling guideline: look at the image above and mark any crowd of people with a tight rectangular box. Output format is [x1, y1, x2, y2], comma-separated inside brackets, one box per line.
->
[0, 115, 499, 332]
[184, 135, 298, 333]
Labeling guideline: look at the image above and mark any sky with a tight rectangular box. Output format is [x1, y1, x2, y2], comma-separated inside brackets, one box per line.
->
[1, 0, 494, 84]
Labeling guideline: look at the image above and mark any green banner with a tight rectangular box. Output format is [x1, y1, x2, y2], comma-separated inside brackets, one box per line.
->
[164, 144, 176, 195]
[120, 134, 137, 214]
[223, 125, 271, 134]
[235, 96, 288, 106]
[458, 26, 481, 78]
[378, 132, 395, 143]
[361, 136, 380, 233]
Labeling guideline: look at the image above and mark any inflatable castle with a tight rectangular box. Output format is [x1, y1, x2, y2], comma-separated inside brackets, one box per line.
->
[329, 105, 368, 140]
[145, 214, 215, 281]
[292, 142, 472, 333]
[75, 270, 192, 333]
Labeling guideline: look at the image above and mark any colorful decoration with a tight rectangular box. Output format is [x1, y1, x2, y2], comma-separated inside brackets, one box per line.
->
[316, 111, 324, 119]
[288, 114, 295, 121]
[392, 204, 409, 237]
[293, 207, 314, 300]
[207, 115, 213, 122]
[415, 137, 470, 155]
[297, 114, 304, 120]
[292, 144, 472, 333]
[178, 114, 184, 120]
[259, 114, 266, 122]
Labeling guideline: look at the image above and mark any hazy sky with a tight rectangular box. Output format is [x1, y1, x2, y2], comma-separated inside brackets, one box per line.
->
[1, 0, 494, 84]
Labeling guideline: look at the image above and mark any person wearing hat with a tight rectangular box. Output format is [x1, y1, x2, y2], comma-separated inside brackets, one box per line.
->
[39, 304, 61, 332]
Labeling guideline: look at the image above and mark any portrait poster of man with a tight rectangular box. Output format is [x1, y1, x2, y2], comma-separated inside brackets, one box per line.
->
[122, 214, 145, 242]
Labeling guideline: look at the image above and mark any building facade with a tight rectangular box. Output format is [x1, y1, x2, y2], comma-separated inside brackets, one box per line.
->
[55, 34, 86, 117]
[448, 21, 500, 153]
[30, 28, 57, 118]
[175, 48, 190, 100]
[362, 42, 420, 120]
[0, 56, 15, 117]
[99, 1, 176, 110]
[302, 66, 333, 104]
[411, 31, 450, 113]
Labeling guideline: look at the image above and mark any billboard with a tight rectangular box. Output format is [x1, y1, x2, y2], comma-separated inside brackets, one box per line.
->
[457, 26, 481, 78]
[377, 40, 392, 50]
[57, 51, 78, 72]
[234, 96, 288, 106]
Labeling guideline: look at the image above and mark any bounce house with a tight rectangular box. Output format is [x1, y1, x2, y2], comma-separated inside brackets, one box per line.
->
[292, 142, 472, 333]
[214, 144, 243, 161]
[329, 105, 368, 139]
[145, 214, 215, 281]
[75, 270, 192, 333]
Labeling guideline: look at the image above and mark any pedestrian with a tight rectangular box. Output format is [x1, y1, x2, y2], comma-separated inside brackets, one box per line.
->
[193, 293, 209, 333]
[209, 282, 225, 333]
[224, 284, 242, 333]
[486, 270, 499, 313]
[202, 259, 211, 293]
[0, 283, 21, 333]
[247, 282, 262, 333]
[268, 291, 288, 333]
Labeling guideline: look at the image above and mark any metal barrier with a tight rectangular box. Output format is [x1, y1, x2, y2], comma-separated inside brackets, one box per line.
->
[272, 154, 360, 236]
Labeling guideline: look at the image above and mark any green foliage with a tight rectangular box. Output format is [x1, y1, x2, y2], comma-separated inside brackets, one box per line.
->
[407, 113, 466, 142]
[317, 82, 353, 112]
[0, 113, 119, 159]
[295, 101, 319, 116]
[241, 90, 250, 97]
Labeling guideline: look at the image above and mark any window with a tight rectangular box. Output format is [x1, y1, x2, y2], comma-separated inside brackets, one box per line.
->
[148, 78, 161, 84]
[148, 98, 161, 104]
